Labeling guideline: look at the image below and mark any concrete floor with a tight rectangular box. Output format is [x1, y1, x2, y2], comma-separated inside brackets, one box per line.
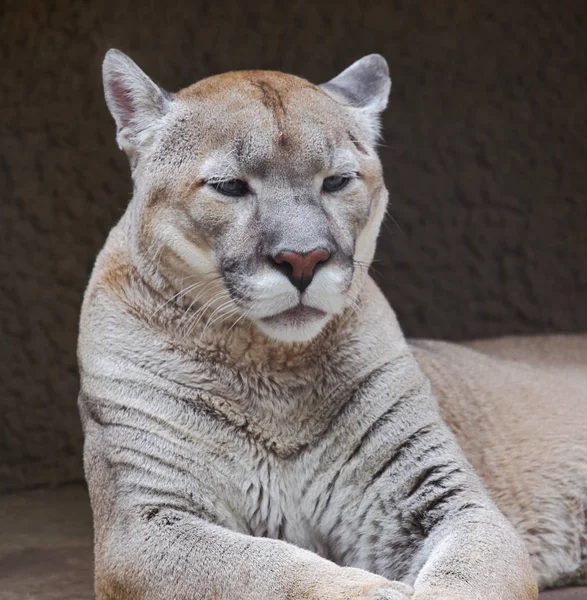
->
[0, 484, 584, 599]
[0, 484, 93, 599]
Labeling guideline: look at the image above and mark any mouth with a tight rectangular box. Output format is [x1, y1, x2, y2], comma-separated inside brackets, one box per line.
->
[260, 304, 327, 327]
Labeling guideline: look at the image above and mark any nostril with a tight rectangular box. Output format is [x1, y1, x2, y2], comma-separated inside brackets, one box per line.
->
[272, 256, 294, 279]
[272, 248, 331, 293]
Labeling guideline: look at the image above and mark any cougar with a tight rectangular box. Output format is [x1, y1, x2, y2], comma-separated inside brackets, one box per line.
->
[78, 49, 587, 599]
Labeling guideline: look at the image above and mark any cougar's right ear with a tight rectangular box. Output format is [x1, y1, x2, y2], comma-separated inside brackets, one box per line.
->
[102, 49, 172, 157]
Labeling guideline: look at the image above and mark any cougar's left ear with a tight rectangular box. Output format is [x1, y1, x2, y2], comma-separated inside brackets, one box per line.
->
[320, 54, 391, 144]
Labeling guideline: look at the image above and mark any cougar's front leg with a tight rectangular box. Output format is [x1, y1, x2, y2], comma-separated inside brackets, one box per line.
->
[391, 440, 538, 600]
[384, 436, 537, 600]
[408, 504, 538, 600]
[400, 429, 539, 600]
[81, 403, 413, 600]
[93, 504, 414, 600]
[311, 373, 538, 600]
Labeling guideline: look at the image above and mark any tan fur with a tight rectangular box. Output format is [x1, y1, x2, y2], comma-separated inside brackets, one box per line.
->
[412, 335, 587, 589]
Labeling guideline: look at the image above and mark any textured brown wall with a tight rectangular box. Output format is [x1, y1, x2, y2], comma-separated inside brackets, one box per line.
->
[1, 0, 586, 492]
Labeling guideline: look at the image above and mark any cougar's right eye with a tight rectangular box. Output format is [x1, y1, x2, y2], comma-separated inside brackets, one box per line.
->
[208, 179, 249, 198]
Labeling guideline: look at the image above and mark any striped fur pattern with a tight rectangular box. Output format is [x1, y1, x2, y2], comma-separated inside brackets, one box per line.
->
[78, 50, 553, 599]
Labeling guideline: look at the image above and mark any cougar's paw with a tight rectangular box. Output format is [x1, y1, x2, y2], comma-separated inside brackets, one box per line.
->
[316, 566, 413, 599]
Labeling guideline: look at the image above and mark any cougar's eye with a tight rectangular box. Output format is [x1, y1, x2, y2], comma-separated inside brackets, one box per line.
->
[209, 179, 249, 197]
[322, 175, 351, 192]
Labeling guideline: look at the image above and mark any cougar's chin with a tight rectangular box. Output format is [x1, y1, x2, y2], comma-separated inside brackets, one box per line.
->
[254, 306, 332, 343]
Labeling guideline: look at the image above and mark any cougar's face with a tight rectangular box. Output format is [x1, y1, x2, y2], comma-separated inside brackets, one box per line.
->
[104, 52, 390, 343]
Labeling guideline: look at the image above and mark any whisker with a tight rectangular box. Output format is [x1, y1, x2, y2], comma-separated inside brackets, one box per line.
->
[215, 148, 238, 182]
[385, 208, 404, 235]
[149, 281, 205, 321]
[180, 291, 231, 342]
[348, 296, 363, 319]
[201, 306, 241, 339]
[184, 293, 228, 334]
[348, 137, 395, 150]
[153, 245, 166, 271]
[353, 261, 378, 275]
[200, 299, 237, 338]
[174, 278, 223, 329]
[141, 238, 167, 275]
[225, 306, 253, 335]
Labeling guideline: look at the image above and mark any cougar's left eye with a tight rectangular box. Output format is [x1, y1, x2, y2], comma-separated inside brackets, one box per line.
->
[322, 175, 351, 192]
[209, 179, 249, 197]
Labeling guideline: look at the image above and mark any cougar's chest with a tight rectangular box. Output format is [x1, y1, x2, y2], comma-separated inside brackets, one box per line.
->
[233, 444, 331, 557]
[188, 377, 347, 555]
[189, 360, 353, 458]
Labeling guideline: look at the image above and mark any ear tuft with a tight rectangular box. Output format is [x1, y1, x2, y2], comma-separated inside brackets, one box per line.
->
[320, 54, 391, 143]
[102, 49, 171, 155]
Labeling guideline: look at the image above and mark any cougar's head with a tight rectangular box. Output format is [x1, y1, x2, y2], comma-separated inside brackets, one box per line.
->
[103, 50, 390, 343]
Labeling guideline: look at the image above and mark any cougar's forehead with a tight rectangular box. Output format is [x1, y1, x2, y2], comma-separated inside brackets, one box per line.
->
[172, 71, 357, 174]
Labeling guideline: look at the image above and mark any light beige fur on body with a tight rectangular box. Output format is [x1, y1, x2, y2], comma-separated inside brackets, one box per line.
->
[412, 335, 587, 589]
[78, 49, 585, 600]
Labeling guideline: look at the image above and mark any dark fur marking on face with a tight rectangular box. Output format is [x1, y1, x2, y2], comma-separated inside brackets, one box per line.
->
[144, 187, 168, 208]
[250, 79, 287, 144]
[189, 180, 206, 193]
[235, 137, 246, 162]
[348, 130, 368, 155]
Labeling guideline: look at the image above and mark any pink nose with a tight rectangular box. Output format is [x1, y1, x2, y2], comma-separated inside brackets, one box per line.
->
[273, 248, 331, 292]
